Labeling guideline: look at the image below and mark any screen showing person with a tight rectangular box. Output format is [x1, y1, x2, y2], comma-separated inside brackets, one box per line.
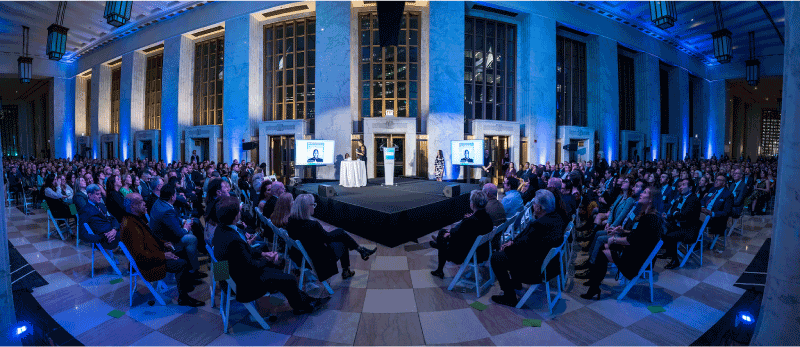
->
[451, 140, 484, 166]
[295, 140, 335, 165]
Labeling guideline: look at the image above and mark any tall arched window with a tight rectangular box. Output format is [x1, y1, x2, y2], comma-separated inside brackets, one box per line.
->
[556, 36, 587, 127]
[145, 53, 163, 130]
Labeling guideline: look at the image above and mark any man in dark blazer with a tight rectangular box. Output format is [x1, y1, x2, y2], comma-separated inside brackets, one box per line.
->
[728, 169, 748, 218]
[73, 188, 89, 212]
[120, 193, 204, 307]
[702, 174, 733, 250]
[150, 184, 204, 278]
[79, 184, 121, 251]
[661, 178, 701, 269]
[212, 196, 329, 315]
[490, 189, 565, 306]
[429, 190, 494, 279]
[659, 173, 675, 214]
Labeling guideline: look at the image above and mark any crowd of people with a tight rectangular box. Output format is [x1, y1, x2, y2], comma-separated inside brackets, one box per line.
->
[2, 151, 779, 312]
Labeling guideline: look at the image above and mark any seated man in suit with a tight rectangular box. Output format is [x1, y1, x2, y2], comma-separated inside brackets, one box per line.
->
[429, 190, 494, 279]
[490, 189, 566, 306]
[702, 174, 733, 253]
[729, 168, 747, 218]
[150, 184, 205, 279]
[120, 193, 204, 307]
[79, 184, 121, 251]
[144, 177, 163, 214]
[460, 149, 474, 163]
[212, 196, 330, 315]
[661, 178, 701, 269]
[482, 183, 506, 226]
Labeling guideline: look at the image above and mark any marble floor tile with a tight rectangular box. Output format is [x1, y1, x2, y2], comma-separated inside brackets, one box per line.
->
[586, 296, 654, 327]
[362, 289, 417, 313]
[472, 300, 543, 336]
[9, 237, 30, 245]
[22, 252, 49, 264]
[76, 314, 155, 346]
[327, 268, 369, 289]
[31, 261, 60, 276]
[517, 288, 582, 318]
[682, 282, 743, 312]
[129, 331, 187, 346]
[13, 243, 37, 254]
[51, 297, 117, 337]
[32, 239, 70, 252]
[158, 308, 225, 346]
[413, 287, 470, 312]
[370, 256, 409, 271]
[353, 312, 424, 346]
[283, 336, 350, 346]
[406, 254, 437, 271]
[728, 251, 756, 266]
[409, 269, 441, 288]
[490, 325, 574, 346]
[703, 270, 746, 295]
[419, 308, 491, 345]
[719, 260, 749, 276]
[375, 244, 408, 256]
[366, 270, 412, 289]
[34, 272, 78, 295]
[126, 304, 193, 330]
[35, 284, 96, 316]
[628, 313, 702, 346]
[652, 270, 701, 294]
[663, 296, 725, 333]
[324, 287, 367, 313]
[546, 307, 623, 345]
[292, 310, 361, 345]
[665, 264, 717, 282]
[39, 245, 79, 259]
[591, 328, 657, 346]
[206, 322, 291, 346]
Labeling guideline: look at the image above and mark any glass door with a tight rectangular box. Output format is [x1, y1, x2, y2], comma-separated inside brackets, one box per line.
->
[484, 135, 509, 186]
[269, 135, 295, 185]
[375, 134, 405, 178]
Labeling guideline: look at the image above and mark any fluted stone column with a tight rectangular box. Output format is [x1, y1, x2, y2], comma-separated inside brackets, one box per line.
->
[315, 1, 352, 180]
[634, 53, 660, 160]
[120, 51, 146, 160]
[51, 77, 75, 159]
[705, 79, 726, 159]
[91, 64, 111, 159]
[668, 67, 689, 160]
[162, 35, 194, 163]
[751, 1, 800, 344]
[523, 14, 556, 165]
[75, 76, 89, 137]
[428, 1, 464, 180]
[587, 35, 619, 162]
[223, 14, 262, 164]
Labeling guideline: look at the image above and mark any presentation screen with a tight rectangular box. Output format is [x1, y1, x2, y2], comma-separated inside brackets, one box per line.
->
[451, 140, 484, 166]
[295, 140, 335, 166]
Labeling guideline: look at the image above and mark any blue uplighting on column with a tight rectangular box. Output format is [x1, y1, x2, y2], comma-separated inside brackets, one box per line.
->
[164, 134, 173, 163]
[681, 115, 689, 160]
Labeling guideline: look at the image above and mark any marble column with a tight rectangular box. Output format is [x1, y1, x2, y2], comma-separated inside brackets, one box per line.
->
[428, 1, 464, 180]
[0, 145, 13, 346]
[91, 64, 111, 159]
[162, 35, 194, 163]
[223, 15, 254, 164]
[75, 77, 89, 137]
[635, 53, 660, 160]
[120, 51, 146, 161]
[705, 79, 726, 159]
[314, 1, 352, 180]
[523, 14, 556, 165]
[51, 77, 75, 159]
[587, 35, 619, 162]
[751, 2, 800, 344]
[668, 67, 689, 160]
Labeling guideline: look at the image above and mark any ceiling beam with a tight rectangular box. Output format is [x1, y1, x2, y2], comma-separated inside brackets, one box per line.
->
[757, 1, 784, 45]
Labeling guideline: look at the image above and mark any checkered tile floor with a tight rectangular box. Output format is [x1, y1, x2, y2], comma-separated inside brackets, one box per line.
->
[8, 205, 772, 346]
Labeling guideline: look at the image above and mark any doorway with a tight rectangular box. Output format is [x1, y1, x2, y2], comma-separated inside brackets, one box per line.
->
[269, 135, 295, 185]
[484, 135, 509, 186]
[103, 142, 114, 159]
[666, 143, 675, 161]
[193, 138, 209, 162]
[141, 140, 153, 160]
[375, 134, 404, 178]
[628, 141, 640, 162]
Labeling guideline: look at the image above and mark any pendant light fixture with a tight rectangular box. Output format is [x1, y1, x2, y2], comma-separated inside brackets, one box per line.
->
[649, 1, 677, 30]
[47, 1, 69, 61]
[18, 26, 32, 83]
[746, 31, 760, 86]
[711, 1, 732, 64]
[104, 1, 133, 27]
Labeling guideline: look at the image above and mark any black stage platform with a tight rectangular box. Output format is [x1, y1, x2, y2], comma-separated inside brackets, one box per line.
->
[291, 178, 481, 247]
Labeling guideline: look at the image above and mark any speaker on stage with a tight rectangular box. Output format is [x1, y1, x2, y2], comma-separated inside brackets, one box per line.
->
[443, 184, 460, 198]
[318, 184, 337, 198]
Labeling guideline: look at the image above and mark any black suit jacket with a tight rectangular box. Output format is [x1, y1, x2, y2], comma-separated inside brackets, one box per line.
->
[729, 179, 747, 213]
[212, 225, 273, 303]
[445, 209, 494, 264]
[150, 199, 187, 244]
[666, 192, 701, 243]
[79, 201, 120, 238]
[504, 211, 565, 283]
[105, 190, 125, 223]
[285, 217, 340, 282]
[262, 195, 278, 219]
[73, 191, 89, 212]
[701, 187, 733, 235]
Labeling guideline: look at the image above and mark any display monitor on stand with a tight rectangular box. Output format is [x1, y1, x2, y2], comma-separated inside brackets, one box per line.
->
[451, 140, 485, 184]
[295, 140, 335, 183]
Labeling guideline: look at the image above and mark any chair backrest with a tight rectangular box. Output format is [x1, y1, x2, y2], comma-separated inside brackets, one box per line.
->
[206, 244, 217, 262]
[699, 215, 711, 233]
[541, 245, 562, 274]
[118, 242, 141, 274]
[629, 239, 664, 280]
[83, 223, 96, 236]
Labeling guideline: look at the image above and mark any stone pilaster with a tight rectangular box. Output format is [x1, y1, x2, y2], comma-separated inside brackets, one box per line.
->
[587, 35, 619, 162]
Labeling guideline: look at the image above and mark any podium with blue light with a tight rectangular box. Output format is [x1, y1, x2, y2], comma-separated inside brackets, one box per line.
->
[381, 145, 397, 186]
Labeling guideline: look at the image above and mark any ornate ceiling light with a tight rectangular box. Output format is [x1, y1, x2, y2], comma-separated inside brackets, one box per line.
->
[18, 26, 32, 83]
[746, 31, 760, 86]
[104, 1, 133, 27]
[711, 1, 732, 64]
[649, 1, 677, 30]
[47, 1, 69, 60]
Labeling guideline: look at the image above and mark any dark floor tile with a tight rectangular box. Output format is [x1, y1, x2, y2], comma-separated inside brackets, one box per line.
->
[36, 284, 96, 316]
[407, 254, 437, 271]
[719, 260, 748, 277]
[435, 337, 496, 346]
[158, 307, 224, 346]
[353, 312, 424, 346]
[683, 282, 742, 312]
[325, 286, 366, 313]
[76, 314, 154, 346]
[628, 312, 702, 346]
[14, 243, 38, 254]
[473, 300, 543, 336]
[284, 336, 350, 346]
[547, 307, 624, 345]
[414, 287, 470, 312]
[31, 261, 61, 276]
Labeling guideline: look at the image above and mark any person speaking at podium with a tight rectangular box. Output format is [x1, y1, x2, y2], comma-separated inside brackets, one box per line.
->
[460, 150, 474, 163]
[307, 149, 323, 163]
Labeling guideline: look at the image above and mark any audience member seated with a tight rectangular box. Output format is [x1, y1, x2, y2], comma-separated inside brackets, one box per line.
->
[482, 183, 506, 226]
[120, 193, 204, 307]
[490, 190, 565, 306]
[257, 179, 273, 208]
[660, 178, 701, 269]
[79, 184, 121, 251]
[73, 176, 89, 211]
[105, 174, 125, 223]
[286, 194, 376, 280]
[581, 186, 664, 300]
[204, 178, 231, 243]
[43, 175, 74, 220]
[212, 196, 331, 314]
[501, 177, 522, 219]
[701, 174, 733, 252]
[429, 190, 494, 279]
[560, 179, 577, 217]
[262, 182, 285, 218]
[150, 184, 205, 279]
[145, 177, 163, 213]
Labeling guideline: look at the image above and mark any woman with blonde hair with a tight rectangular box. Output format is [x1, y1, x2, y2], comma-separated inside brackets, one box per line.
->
[286, 194, 376, 280]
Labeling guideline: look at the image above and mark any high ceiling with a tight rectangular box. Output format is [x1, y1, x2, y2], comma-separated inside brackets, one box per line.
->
[0, 1, 207, 63]
[571, 1, 785, 67]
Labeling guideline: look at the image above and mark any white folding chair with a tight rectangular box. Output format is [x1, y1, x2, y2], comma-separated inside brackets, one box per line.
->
[446, 219, 507, 297]
[207, 245, 273, 332]
[256, 207, 280, 253]
[560, 222, 574, 289]
[516, 245, 562, 313]
[83, 223, 123, 277]
[118, 242, 169, 306]
[708, 216, 731, 251]
[44, 202, 72, 241]
[273, 226, 334, 295]
[677, 216, 710, 268]
[617, 240, 663, 302]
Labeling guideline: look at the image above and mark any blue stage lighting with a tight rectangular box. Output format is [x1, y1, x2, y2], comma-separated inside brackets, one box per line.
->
[15, 325, 27, 335]
[735, 311, 755, 327]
